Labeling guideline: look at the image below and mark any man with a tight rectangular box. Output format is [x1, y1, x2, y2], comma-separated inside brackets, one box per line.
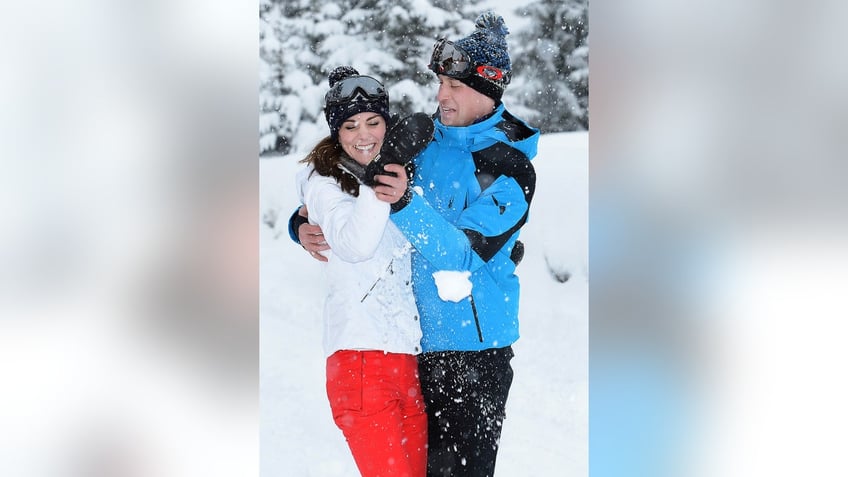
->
[293, 12, 539, 476]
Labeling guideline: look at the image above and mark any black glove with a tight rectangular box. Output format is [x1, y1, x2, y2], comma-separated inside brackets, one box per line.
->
[390, 184, 413, 213]
[510, 240, 524, 266]
[337, 155, 368, 184]
[337, 112, 434, 186]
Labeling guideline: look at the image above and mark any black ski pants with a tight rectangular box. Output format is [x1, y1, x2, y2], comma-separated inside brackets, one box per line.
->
[417, 346, 515, 477]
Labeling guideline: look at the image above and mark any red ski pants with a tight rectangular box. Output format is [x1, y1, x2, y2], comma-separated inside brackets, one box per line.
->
[326, 350, 427, 477]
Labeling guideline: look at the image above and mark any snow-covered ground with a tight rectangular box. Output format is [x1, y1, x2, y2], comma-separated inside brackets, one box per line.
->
[260, 131, 588, 476]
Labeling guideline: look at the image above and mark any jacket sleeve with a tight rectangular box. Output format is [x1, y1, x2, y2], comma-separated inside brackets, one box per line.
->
[391, 136, 536, 271]
[287, 206, 306, 244]
[456, 173, 532, 262]
[391, 173, 531, 271]
[304, 177, 389, 263]
[391, 193, 483, 271]
[458, 142, 536, 262]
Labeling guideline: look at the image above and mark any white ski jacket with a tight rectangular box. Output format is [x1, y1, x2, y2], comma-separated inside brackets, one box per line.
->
[296, 165, 422, 358]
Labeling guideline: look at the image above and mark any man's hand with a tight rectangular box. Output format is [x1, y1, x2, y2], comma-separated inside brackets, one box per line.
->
[297, 206, 329, 262]
[374, 164, 411, 211]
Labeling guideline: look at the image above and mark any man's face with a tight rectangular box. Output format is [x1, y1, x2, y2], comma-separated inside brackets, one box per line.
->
[435, 75, 495, 127]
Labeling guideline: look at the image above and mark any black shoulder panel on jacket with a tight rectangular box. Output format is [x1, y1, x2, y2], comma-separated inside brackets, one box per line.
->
[465, 142, 537, 262]
[498, 110, 537, 142]
[472, 142, 536, 204]
[464, 223, 528, 263]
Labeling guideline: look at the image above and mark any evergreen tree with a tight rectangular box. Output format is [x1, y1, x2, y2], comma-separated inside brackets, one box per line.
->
[259, 0, 330, 155]
[259, 0, 481, 155]
[509, 0, 589, 133]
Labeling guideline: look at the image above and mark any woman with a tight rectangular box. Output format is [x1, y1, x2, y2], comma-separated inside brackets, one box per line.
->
[296, 66, 426, 477]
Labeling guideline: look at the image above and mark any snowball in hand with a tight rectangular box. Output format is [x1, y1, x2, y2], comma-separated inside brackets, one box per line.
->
[432, 270, 473, 302]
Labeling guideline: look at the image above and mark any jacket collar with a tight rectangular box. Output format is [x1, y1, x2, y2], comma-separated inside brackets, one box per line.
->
[434, 104, 506, 151]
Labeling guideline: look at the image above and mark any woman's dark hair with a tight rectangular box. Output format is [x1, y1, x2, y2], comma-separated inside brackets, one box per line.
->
[300, 136, 360, 197]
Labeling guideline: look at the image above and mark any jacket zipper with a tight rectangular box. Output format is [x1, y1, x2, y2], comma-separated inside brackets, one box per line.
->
[469, 295, 484, 342]
[361, 259, 394, 302]
[360, 243, 412, 303]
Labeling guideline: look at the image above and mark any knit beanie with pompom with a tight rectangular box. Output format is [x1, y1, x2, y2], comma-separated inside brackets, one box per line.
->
[324, 66, 390, 139]
[452, 11, 511, 101]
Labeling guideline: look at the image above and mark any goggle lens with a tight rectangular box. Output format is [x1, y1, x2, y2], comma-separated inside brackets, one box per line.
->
[428, 39, 511, 86]
[325, 76, 387, 107]
[428, 39, 473, 78]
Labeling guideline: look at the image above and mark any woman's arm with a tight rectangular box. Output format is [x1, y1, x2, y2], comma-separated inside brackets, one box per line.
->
[305, 177, 390, 263]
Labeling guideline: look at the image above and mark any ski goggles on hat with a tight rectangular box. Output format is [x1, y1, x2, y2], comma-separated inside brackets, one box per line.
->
[428, 38, 511, 84]
[324, 75, 387, 107]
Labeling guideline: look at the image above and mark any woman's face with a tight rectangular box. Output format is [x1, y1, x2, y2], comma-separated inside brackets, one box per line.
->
[337, 112, 387, 166]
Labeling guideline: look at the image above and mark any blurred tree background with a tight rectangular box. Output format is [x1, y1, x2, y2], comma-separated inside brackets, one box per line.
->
[259, 0, 588, 155]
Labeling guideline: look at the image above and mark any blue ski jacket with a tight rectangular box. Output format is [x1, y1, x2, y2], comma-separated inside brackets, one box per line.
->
[390, 104, 539, 352]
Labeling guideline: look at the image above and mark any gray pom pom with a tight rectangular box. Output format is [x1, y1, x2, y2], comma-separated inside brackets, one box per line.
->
[475, 11, 509, 36]
[328, 66, 360, 87]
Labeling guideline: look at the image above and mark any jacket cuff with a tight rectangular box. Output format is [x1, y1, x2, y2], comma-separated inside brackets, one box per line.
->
[390, 187, 412, 213]
[288, 207, 308, 244]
